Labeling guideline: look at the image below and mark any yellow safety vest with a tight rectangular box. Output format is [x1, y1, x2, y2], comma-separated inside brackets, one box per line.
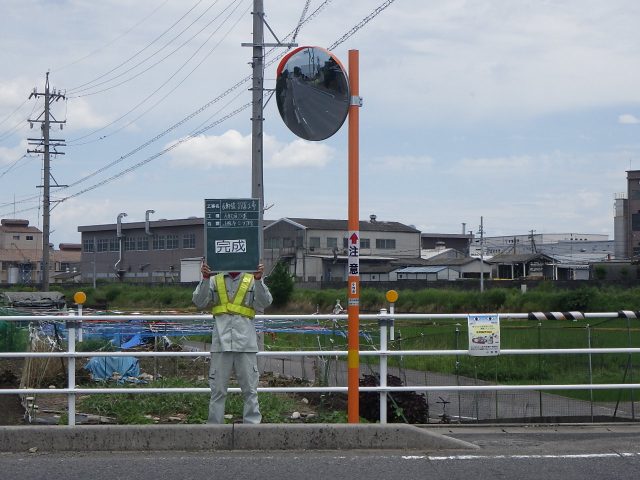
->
[211, 273, 256, 318]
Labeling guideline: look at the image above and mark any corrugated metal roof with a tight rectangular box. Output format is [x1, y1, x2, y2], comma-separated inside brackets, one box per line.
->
[394, 266, 450, 273]
[488, 253, 553, 263]
[78, 217, 204, 232]
[276, 218, 420, 233]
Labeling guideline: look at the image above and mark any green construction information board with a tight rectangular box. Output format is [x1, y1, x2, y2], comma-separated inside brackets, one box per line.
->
[204, 198, 260, 272]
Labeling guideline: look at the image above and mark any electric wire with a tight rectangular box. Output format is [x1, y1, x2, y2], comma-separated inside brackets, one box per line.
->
[57, 0, 394, 199]
[52, 0, 171, 74]
[292, 0, 311, 43]
[328, 0, 397, 51]
[66, 0, 249, 146]
[0, 98, 29, 130]
[0, 0, 391, 212]
[58, 101, 253, 203]
[0, 154, 37, 180]
[67, 0, 231, 98]
[66, 0, 206, 93]
[0, 99, 41, 143]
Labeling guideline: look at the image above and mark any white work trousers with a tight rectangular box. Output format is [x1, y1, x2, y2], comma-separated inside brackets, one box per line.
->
[208, 351, 261, 424]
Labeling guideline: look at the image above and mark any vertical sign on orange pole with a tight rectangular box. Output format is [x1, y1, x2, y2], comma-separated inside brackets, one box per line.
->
[347, 49, 360, 423]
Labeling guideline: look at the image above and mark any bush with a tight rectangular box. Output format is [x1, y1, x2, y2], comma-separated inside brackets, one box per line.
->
[266, 262, 295, 307]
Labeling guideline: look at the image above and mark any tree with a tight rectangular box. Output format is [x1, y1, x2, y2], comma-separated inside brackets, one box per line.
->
[265, 261, 294, 307]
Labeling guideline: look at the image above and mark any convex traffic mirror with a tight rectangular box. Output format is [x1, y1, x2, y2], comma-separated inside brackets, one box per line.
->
[276, 46, 350, 141]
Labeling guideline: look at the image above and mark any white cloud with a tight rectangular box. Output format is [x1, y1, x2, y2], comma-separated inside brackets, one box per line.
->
[618, 114, 640, 124]
[455, 155, 534, 175]
[268, 139, 334, 168]
[168, 130, 251, 168]
[371, 155, 434, 170]
[168, 130, 334, 169]
[0, 140, 27, 166]
[65, 97, 112, 130]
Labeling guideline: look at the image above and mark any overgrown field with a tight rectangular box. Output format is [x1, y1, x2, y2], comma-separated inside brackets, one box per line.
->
[26, 281, 640, 313]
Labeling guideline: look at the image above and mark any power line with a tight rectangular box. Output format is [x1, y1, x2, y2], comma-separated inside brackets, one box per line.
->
[328, 0, 397, 51]
[67, 0, 223, 96]
[1, 0, 392, 212]
[58, 101, 252, 203]
[52, 0, 171, 74]
[0, 154, 37, 179]
[0, 98, 29, 130]
[66, 0, 207, 93]
[0, 100, 41, 143]
[66, 0, 249, 146]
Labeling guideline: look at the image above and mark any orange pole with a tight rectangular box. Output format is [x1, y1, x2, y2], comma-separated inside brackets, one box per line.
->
[347, 49, 360, 423]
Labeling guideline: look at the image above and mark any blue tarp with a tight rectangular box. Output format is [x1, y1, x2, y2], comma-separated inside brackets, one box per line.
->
[120, 333, 144, 349]
[84, 356, 140, 383]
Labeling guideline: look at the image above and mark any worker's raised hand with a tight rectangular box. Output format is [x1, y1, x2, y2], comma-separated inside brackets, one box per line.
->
[254, 263, 265, 280]
[201, 263, 213, 279]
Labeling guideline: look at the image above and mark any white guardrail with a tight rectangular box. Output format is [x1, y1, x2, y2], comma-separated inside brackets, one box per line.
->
[1, 310, 640, 426]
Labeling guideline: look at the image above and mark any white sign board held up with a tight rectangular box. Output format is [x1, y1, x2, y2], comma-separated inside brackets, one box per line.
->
[468, 313, 500, 356]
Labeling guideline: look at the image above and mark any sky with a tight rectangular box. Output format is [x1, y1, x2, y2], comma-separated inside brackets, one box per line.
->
[1, 0, 639, 246]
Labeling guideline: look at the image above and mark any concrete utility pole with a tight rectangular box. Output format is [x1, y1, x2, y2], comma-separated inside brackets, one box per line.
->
[251, 0, 265, 229]
[244, 1, 296, 258]
[27, 72, 66, 292]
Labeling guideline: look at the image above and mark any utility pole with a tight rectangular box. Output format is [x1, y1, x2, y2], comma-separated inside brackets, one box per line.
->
[244, 1, 296, 260]
[529, 229, 537, 253]
[250, 0, 265, 242]
[27, 72, 66, 292]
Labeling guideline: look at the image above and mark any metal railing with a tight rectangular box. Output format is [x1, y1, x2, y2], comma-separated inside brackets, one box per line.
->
[1, 309, 640, 425]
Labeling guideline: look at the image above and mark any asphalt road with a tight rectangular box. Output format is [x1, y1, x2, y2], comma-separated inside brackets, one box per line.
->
[2, 425, 639, 480]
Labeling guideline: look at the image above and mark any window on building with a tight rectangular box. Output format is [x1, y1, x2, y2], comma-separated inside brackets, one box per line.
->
[137, 236, 149, 251]
[26, 235, 34, 241]
[124, 236, 137, 251]
[97, 238, 109, 252]
[166, 234, 179, 250]
[153, 235, 166, 250]
[265, 237, 281, 249]
[109, 238, 119, 252]
[182, 233, 196, 249]
[83, 239, 95, 252]
[12, 235, 19, 240]
[327, 237, 337, 248]
[344, 237, 370, 249]
[309, 237, 321, 248]
[376, 238, 396, 249]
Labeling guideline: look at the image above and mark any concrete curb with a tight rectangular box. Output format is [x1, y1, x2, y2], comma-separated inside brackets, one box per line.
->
[0, 424, 479, 452]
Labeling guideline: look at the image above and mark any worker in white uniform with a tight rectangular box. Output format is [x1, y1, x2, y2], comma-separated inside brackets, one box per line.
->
[192, 262, 272, 424]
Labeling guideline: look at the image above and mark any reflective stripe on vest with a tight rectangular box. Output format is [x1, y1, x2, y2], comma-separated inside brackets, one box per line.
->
[211, 273, 256, 318]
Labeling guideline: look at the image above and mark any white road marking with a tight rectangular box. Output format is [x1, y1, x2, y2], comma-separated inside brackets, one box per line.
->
[401, 453, 640, 461]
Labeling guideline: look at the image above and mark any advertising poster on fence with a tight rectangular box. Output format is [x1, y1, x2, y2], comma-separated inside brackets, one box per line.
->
[468, 313, 500, 356]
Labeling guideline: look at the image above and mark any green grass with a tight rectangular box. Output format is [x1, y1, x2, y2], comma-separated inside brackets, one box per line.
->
[78, 377, 304, 424]
[264, 316, 640, 402]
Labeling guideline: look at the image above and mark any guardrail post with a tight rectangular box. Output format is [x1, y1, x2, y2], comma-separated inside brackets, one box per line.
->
[379, 308, 388, 424]
[66, 312, 76, 426]
[587, 324, 594, 422]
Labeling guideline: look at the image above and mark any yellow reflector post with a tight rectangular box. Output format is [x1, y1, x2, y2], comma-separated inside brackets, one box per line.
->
[385, 289, 398, 303]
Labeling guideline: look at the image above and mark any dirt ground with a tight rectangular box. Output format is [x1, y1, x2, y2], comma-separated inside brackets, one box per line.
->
[0, 359, 25, 425]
